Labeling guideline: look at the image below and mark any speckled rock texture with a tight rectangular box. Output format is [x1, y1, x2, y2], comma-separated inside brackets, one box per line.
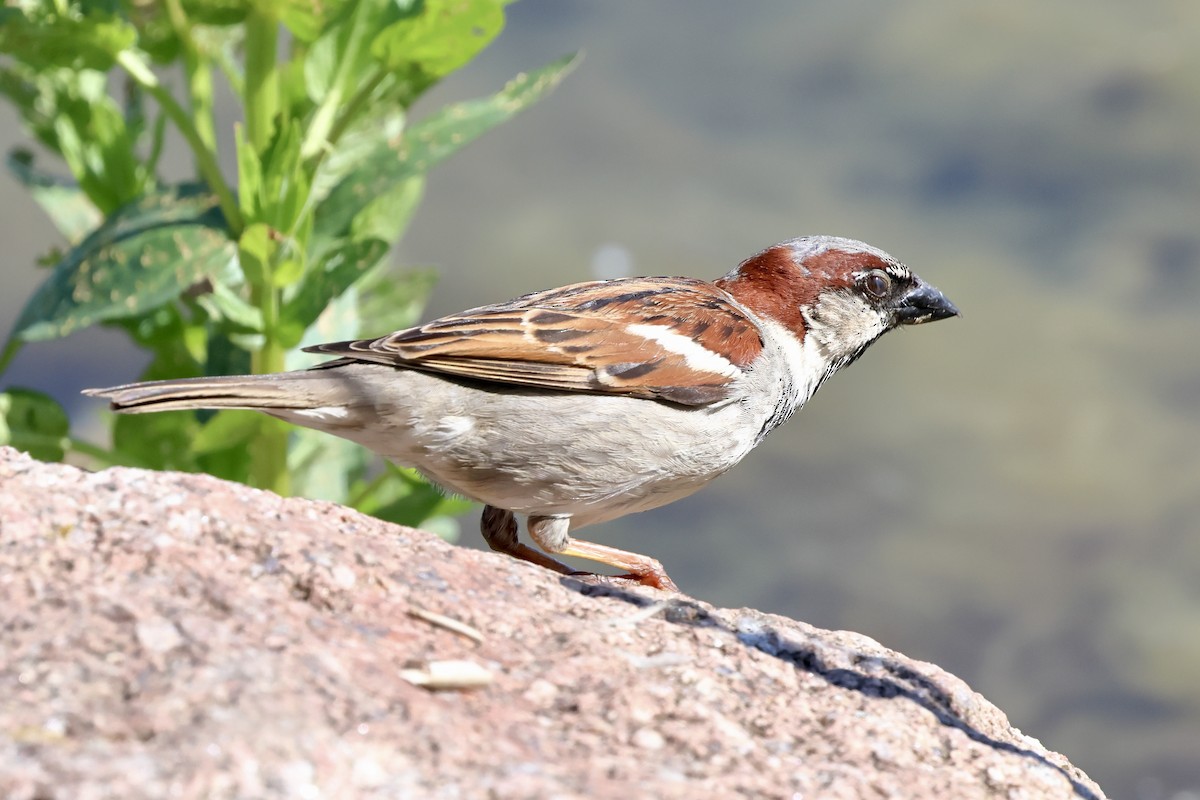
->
[0, 446, 1105, 799]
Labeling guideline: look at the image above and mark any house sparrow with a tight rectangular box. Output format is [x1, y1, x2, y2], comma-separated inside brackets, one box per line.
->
[85, 235, 958, 591]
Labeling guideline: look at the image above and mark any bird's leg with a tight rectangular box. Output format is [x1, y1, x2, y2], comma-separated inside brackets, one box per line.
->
[527, 515, 680, 592]
[479, 505, 575, 576]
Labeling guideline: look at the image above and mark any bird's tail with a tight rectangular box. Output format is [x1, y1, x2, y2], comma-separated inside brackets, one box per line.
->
[84, 371, 355, 414]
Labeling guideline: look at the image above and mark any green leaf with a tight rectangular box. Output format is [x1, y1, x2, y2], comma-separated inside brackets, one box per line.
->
[302, 21, 341, 104]
[54, 86, 147, 212]
[299, 0, 412, 161]
[0, 5, 137, 73]
[260, 0, 354, 42]
[0, 67, 65, 164]
[111, 411, 201, 472]
[236, 121, 312, 287]
[272, 257, 305, 288]
[315, 51, 580, 241]
[184, 0, 251, 27]
[353, 263, 436, 338]
[12, 184, 236, 342]
[5, 68, 151, 213]
[279, 47, 314, 121]
[257, 118, 309, 231]
[288, 426, 367, 503]
[370, 0, 508, 85]
[129, 6, 183, 65]
[309, 106, 406, 200]
[2, 24, 158, 211]
[83, 100, 144, 209]
[197, 280, 265, 332]
[280, 238, 389, 346]
[192, 410, 260, 454]
[114, 303, 204, 367]
[7, 149, 102, 243]
[0, 388, 70, 461]
[287, 258, 435, 363]
[350, 174, 425, 243]
[237, 222, 273, 288]
[361, 464, 472, 533]
[202, 327, 253, 379]
[235, 125, 262, 218]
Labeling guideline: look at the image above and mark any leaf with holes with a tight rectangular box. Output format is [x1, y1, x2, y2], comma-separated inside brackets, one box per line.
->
[371, 0, 508, 86]
[11, 184, 235, 342]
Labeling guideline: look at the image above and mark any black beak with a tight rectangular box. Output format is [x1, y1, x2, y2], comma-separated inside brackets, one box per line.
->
[893, 280, 960, 325]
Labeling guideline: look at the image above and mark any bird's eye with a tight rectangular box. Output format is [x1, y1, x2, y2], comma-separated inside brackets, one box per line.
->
[863, 270, 891, 299]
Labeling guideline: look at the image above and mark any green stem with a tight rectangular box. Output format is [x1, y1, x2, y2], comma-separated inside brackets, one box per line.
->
[115, 50, 244, 235]
[246, 229, 288, 494]
[249, 281, 290, 496]
[241, 11, 287, 495]
[188, 56, 217, 153]
[243, 10, 280, 154]
[145, 107, 168, 175]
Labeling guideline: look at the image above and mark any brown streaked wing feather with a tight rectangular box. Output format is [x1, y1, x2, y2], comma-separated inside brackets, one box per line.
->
[304, 277, 765, 406]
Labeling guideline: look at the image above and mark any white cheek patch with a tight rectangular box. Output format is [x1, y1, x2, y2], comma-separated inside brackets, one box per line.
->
[627, 323, 741, 378]
[802, 293, 885, 360]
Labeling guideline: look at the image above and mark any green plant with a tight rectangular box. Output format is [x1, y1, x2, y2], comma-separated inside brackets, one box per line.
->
[0, 0, 578, 535]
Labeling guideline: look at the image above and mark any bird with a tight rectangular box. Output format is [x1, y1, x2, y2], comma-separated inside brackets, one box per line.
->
[85, 235, 959, 592]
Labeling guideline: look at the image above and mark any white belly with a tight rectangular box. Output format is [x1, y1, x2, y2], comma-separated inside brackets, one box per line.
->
[278, 366, 763, 529]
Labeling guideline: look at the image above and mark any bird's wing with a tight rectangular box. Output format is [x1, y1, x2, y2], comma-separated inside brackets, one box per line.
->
[304, 277, 764, 406]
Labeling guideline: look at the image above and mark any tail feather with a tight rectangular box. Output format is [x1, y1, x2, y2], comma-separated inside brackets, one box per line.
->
[84, 372, 347, 414]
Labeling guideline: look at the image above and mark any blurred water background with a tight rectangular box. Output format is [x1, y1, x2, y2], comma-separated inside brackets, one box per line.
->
[3, 3, 1199, 797]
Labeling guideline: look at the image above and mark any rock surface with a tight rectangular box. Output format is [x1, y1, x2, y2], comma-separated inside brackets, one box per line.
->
[0, 446, 1105, 799]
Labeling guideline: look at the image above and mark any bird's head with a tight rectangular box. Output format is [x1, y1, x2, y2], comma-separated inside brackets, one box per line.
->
[717, 235, 960, 371]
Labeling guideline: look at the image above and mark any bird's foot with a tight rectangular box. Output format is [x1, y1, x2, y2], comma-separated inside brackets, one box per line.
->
[568, 569, 680, 593]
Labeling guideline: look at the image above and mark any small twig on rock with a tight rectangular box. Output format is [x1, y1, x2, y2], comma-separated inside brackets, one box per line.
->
[407, 604, 485, 644]
[399, 660, 493, 691]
